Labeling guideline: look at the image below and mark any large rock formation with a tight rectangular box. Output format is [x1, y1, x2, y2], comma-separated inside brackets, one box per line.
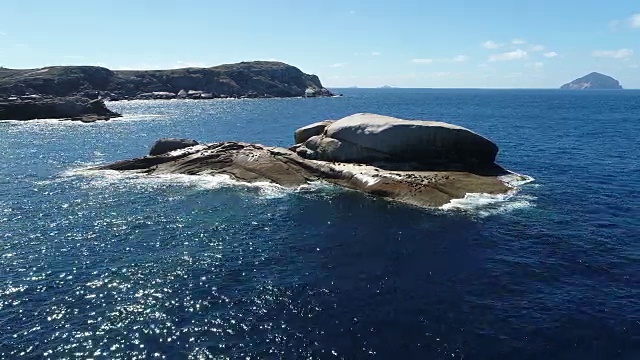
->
[0, 96, 121, 122]
[0, 61, 333, 100]
[149, 138, 199, 156]
[560, 72, 623, 90]
[293, 120, 334, 144]
[94, 113, 522, 208]
[293, 113, 499, 172]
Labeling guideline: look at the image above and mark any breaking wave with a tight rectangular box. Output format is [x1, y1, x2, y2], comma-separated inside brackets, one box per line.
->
[440, 172, 536, 217]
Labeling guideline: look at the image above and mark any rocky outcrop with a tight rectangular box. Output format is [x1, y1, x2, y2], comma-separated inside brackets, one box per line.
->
[96, 141, 511, 208]
[149, 138, 199, 156]
[293, 120, 334, 144]
[94, 113, 519, 208]
[294, 113, 499, 172]
[0, 96, 121, 122]
[0, 61, 333, 100]
[560, 72, 623, 90]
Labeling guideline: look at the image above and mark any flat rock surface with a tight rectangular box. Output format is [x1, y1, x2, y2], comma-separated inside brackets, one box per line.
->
[96, 141, 512, 208]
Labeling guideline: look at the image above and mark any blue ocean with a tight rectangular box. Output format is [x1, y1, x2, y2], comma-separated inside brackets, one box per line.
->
[0, 89, 638, 359]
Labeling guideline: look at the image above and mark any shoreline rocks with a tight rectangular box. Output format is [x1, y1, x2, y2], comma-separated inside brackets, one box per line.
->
[0, 97, 121, 122]
[95, 113, 517, 208]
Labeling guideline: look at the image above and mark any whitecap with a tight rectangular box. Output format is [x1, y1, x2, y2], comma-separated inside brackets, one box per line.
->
[61, 166, 337, 199]
[0, 114, 166, 125]
[498, 172, 536, 187]
[440, 172, 536, 216]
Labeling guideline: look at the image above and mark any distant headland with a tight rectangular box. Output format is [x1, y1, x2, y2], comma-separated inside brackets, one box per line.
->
[560, 72, 623, 90]
[0, 61, 333, 100]
[0, 61, 333, 121]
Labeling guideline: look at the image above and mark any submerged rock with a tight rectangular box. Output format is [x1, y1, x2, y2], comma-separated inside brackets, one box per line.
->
[95, 113, 518, 208]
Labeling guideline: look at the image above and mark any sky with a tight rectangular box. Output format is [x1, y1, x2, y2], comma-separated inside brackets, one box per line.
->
[0, 1, 638, 88]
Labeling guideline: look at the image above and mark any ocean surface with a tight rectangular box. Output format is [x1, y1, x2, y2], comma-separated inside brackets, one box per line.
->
[0, 89, 638, 359]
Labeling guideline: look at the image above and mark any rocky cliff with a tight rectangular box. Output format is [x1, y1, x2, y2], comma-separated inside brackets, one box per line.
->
[0, 61, 332, 99]
[560, 72, 623, 90]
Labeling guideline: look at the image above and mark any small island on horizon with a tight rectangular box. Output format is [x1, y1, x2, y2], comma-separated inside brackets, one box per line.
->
[560, 72, 623, 90]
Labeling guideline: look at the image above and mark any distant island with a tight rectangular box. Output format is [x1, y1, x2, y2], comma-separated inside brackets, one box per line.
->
[560, 72, 623, 90]
[379, 85, 395, 89]
[0, 61, 333, 121]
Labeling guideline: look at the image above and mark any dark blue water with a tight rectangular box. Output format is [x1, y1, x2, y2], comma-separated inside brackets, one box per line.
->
[1, 89, 638, 359]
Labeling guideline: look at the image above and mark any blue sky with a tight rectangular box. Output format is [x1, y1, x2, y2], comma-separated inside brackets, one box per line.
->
[1, 1, 638, 88]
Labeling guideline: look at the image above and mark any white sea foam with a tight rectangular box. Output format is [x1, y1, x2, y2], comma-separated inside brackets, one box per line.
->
[440, 192, 536, 216]
[440, 172, 537, 216]
[498, 172, 536, 188]
[0, 114, 165, 125]
[352, 173, 380, 187]
[62, 164, 536, 216]
[62, 166, 334, 199]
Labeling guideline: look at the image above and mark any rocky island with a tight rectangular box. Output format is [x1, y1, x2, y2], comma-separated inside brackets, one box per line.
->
[95, 113, 524, 208]
[0, 61, 333, 121]
[560, 72, 623, 90]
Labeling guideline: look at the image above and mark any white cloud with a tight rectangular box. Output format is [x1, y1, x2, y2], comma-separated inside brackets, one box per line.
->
[609, 14, 640, 30]
[481, 40, 502, 49]
[526, 62, 544, 70]
[0, 31, 6, 36]
[512, 39, 526, 45]
[489, 49, 528, 62]
[543, 51, 558, 58]
[630, 13, 640, 28]
[329, 63, 347, 68]
[411, 58, 434, 64]
[371, 52, 381, 56]
[529, 44, 545, 52]
[452, 55, 468, 62]
[592, 49, 634, 59]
